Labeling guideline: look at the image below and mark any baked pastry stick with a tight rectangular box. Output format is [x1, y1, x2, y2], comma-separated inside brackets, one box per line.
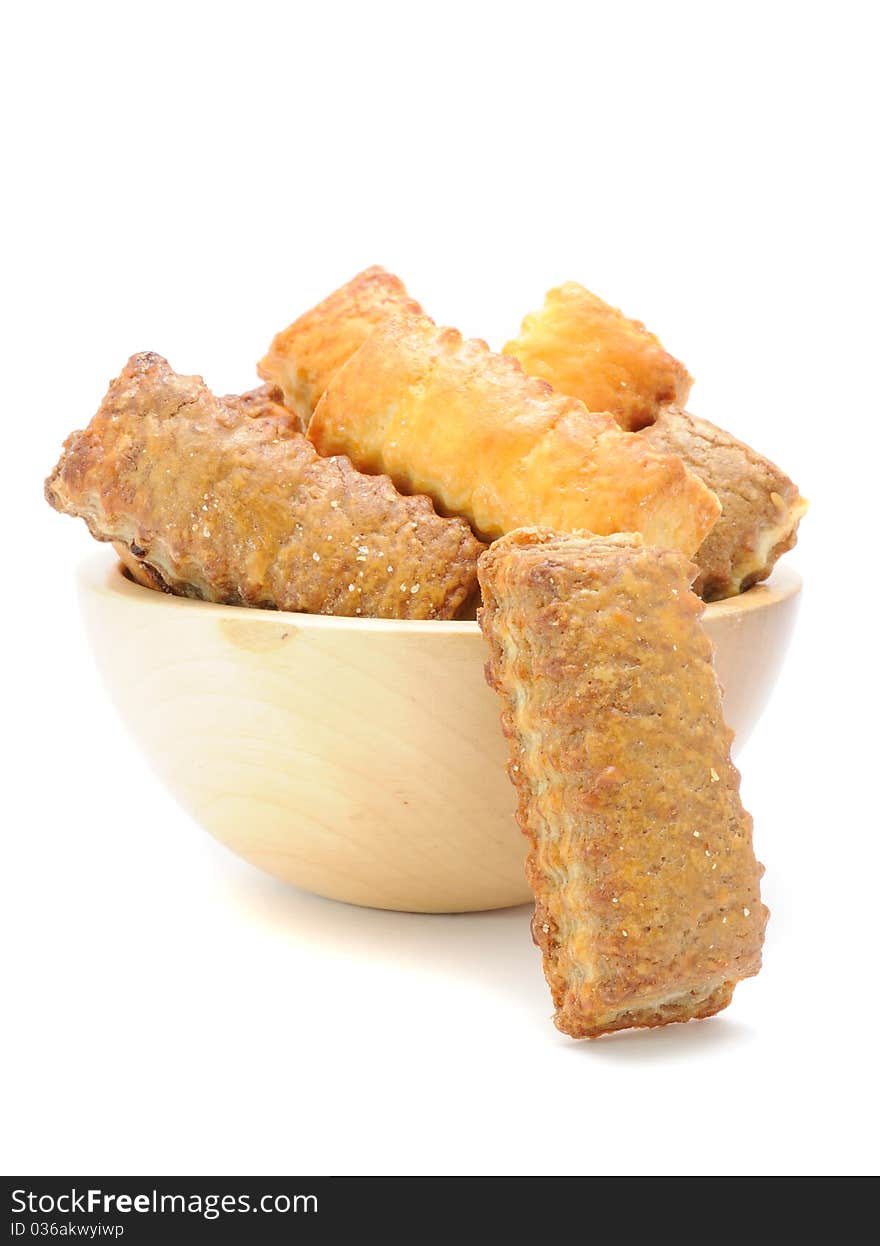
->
[46, 353, 484, 620]
[223, 382, 301, 428]
[503, 282, 692, 431]
[503, 283, 806, 598]
[478, 528, 768, 1038]
[641, 406, 807, 599]
[110, 384, 300, 591]
[258, 266, 424, 423]
[310, 314, 720, 556]
[642, 406, 808, 600]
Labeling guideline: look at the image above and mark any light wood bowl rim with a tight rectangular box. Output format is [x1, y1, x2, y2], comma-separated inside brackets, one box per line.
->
[80, 552, 803, 631]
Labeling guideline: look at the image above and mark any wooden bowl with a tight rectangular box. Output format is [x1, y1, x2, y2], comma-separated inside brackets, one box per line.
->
[78, 553, 802, 913]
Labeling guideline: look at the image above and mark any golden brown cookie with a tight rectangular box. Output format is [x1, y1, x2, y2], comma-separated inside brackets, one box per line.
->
[224, 383, 304, 432]
[46, 352, 484, 620]
[641, 406, 807, 599]
[310, 314, 719, 555]
[503, 282, 692, 431]
[258, 266, 424, 423]
[478, 527, 768, 1038]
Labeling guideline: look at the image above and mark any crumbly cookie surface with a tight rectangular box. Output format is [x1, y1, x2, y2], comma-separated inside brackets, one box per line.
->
[224, 383, 305, 432]
[46, 352, 484, 619]
[478, 527, 768, 1038]
[641, 406, 807, 599]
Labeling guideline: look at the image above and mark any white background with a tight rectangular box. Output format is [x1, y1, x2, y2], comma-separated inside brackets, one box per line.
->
[2, 1, 877, 1176]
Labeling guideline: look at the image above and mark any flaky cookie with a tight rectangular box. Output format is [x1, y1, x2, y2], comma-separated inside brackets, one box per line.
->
[478, 528, 768, 1038]
[503, 282, 805, 597]
[258, 266, 424, 423]
[641, 406, 807, 599]
[223, 382, 304, 430]
[110, 383, 302, 591]
[309, 314, 720, 555]
[503, 282, 692, 431]
[46, 353, 484, 619]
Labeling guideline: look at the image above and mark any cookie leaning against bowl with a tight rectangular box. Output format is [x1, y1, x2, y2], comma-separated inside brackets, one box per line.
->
[46, 352, 485, 620]
[477, 527, 768, 1038]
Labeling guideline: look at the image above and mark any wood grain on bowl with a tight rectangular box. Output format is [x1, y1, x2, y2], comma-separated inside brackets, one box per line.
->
[77, 553, 801, 913]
